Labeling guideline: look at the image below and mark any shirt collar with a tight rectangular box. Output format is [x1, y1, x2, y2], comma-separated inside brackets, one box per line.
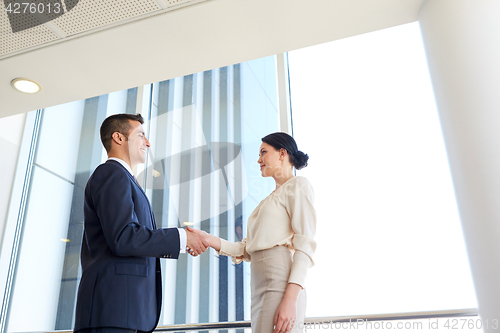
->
[107, 157, 134, 176]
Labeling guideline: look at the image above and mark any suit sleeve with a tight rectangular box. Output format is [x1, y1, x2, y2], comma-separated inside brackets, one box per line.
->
[89, 166, 180, 258]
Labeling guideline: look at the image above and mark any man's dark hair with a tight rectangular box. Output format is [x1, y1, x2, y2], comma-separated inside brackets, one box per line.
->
[100, 113, 144, 152]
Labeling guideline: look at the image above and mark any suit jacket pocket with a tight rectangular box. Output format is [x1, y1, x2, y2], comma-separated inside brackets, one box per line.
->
[115, 262, 148, 277]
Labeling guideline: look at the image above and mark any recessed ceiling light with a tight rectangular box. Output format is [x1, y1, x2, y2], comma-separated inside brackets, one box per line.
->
[11, 78, 42, 94]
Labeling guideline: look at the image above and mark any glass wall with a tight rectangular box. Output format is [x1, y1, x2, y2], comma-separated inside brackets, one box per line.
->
[0, 113, 26, 246]
[0, 56, 279, 332]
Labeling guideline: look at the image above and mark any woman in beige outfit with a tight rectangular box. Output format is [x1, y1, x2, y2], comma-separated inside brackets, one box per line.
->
[188, 132, 316, 333]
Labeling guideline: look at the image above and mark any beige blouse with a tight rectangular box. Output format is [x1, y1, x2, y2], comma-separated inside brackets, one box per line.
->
[218, 176, 317, 288]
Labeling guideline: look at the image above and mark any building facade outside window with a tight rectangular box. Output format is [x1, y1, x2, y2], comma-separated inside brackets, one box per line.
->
[0, 56, 279, 333]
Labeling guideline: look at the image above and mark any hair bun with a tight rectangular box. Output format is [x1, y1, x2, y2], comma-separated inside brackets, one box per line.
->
[293, 150, 309, 170]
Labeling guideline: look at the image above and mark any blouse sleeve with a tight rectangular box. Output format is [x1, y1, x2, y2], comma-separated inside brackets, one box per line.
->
[286, 177, 317, 288]
[218, 238, 251, 264]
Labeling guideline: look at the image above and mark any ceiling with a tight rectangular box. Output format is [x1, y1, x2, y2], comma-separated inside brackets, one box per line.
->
[0, 0, 426, 118]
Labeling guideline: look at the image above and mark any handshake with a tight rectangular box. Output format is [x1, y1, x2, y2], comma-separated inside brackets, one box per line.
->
[184, 226, 221, 256]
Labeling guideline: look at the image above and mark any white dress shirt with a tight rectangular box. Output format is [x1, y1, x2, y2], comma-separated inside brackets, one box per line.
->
[107, 158, 187, 253]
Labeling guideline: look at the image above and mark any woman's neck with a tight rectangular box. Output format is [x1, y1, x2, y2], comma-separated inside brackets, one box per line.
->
[273, 172, 295, 190]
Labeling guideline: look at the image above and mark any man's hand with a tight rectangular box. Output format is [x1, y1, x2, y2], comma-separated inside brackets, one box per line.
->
[186, 226, 221, 251]
[186, 228, 208, 256]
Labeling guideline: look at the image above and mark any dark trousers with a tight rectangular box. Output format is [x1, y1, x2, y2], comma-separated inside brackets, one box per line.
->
[76, 328, 144, 333]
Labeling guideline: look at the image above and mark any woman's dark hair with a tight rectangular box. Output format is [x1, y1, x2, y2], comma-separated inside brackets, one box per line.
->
[100, 113, 144, 152]
[262, 132, 309, 170]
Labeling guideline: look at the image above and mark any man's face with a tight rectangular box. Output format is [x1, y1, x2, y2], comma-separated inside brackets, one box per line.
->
[126, 120, 150, 167]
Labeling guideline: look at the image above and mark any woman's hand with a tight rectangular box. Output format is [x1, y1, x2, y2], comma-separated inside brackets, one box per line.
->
[186, 226, 221, 251]
[274, 283, 302, 333]
[274, 297, 297, 333]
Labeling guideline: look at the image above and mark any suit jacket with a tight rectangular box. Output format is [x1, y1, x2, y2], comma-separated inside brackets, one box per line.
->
[74, 160, 180, 332]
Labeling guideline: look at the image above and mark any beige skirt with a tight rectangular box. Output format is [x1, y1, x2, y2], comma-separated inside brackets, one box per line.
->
[250, 246, 306, 333]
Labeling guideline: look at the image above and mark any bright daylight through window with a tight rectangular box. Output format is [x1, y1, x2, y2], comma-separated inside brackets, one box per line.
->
[288, 22, 477, 320]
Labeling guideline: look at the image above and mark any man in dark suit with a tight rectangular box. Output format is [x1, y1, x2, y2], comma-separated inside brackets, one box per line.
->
[73, 113, 206, 333]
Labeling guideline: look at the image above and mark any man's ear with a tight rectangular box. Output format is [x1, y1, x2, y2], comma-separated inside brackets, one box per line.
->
[111, 132, 123, 146]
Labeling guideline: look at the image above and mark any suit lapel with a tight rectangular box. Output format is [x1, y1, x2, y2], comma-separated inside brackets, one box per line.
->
[127, 173, 158, 230]
[106, 160, 157, 230]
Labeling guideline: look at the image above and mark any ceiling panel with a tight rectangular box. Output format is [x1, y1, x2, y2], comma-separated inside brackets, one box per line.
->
[50, 0, 162, 36]
[0, 0, 203, 57]
[1, 8, 59, 55]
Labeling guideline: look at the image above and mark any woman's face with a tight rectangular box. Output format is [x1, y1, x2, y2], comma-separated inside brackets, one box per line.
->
[257, 142, 283, 177]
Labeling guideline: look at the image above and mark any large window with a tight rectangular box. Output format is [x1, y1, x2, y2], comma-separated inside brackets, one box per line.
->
[288, 22, 477, 319]
[0, 56, 279, 332]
